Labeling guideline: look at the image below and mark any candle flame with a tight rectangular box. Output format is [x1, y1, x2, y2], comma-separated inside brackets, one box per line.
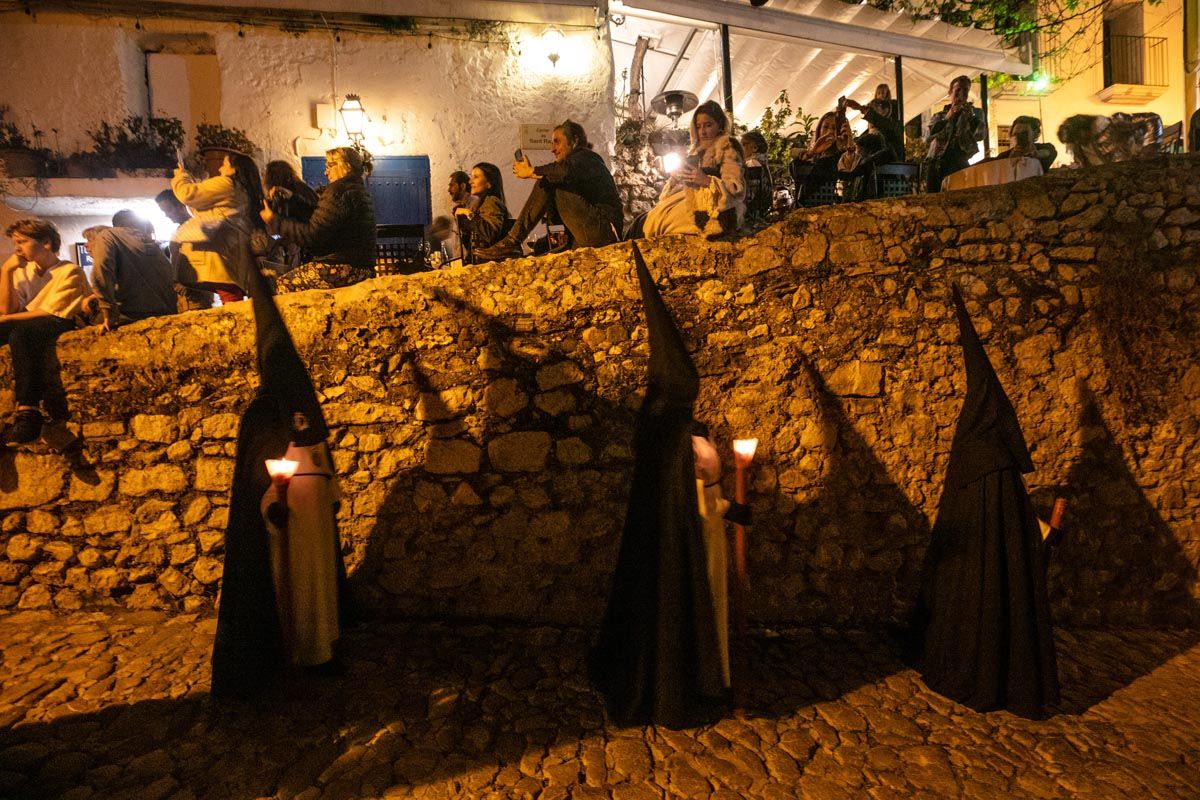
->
[733, 438, 758, 459]
[265, 459, 300, 481]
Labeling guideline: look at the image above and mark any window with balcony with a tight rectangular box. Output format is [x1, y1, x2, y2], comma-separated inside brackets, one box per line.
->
[1097, 2, 1167, 102]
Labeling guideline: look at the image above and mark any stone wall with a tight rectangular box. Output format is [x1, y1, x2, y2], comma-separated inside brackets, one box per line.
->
[1, 158, 1198, 628]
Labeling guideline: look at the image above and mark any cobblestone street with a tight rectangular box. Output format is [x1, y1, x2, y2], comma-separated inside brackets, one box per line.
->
[0, 611, 1197, 800]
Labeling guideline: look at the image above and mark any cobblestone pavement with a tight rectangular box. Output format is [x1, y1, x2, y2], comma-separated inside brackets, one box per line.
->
[0, 611, 1197, 800]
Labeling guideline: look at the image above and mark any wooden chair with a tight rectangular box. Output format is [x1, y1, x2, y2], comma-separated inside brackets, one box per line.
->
[1161, 121, 1184, 155]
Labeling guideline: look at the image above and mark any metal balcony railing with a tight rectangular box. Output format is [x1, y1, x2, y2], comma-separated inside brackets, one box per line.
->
[1103, 34, 1168, 88]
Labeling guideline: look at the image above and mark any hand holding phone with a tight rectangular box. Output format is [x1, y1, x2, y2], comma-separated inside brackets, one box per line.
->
[513, 148, 524, 162]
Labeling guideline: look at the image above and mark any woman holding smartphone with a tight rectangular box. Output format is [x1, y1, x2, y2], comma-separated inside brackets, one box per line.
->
[455, 162, 512, 262]
[643, 101, 745, 239]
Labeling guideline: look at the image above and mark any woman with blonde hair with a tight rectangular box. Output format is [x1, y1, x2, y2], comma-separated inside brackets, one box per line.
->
[261, 146, 377, 293]
[644, 101, 745, 239]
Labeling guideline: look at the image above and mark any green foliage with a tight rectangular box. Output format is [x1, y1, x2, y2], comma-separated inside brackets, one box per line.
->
[857, 0, 1161, 41]
[195, 122, 258, 156]
[0, 106, 31, 150]
[87, 115, 185, 171]
[756, 90, 817, 166]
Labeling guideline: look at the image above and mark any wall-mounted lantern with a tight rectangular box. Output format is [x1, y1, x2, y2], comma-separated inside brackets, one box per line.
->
[339, 94, 367, 143]
[542, 28, 564, 68]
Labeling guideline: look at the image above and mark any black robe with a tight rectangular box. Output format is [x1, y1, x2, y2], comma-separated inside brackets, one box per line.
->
[912, 286, 1059, 717]
[588, 244, 725, 728]
[210, 255, 351, 698]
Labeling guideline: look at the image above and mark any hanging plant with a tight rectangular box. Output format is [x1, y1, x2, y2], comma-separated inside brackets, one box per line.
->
[0, 106, 51, 178]
[757, 90, 817, 166]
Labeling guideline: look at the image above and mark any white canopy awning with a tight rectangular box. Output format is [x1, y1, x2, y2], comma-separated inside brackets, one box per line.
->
[160, 0, 601, 27]
[612, 0, 1028, 134]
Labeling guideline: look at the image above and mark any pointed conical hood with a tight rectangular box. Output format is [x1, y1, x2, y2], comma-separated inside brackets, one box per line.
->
[246, 261, 328, 445]
[633, 243, 699, 410]
[944, 285, 1034, 488]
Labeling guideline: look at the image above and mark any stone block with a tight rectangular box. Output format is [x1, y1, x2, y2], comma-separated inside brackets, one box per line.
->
[483, 379, 528, 417]
[69, 470, 115, 502]
[416, 386, 473, 422]
[0, 454, 64, 510]
[6, 534, 42, 562]
[828, 361, 884, 397]
[170, 544, 196, 565]
[84, 507, 132, 535]
[535, 390, 575, 416]
[488, 432, 552, 472]
[25, 510, 58, 534]
[536, 361, 585, 390]
[158, 567, 190, 597]
[199, 413, 241, 439]
[42, 541, 74, 562]
[182, 497, 211, 526]
[556, 438, 593, 465]
[193, 556, 223, 585]
[425, 439, 482, 474]
[120, 465, 187, 497]
[130, 414, 178, 443]
[195, 458, 235, 492]
[17, 584, 52, 609]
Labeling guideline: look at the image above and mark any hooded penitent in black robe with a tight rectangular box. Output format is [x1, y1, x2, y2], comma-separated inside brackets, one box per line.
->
[587, 244, 725, 728]
[912, 286, 1060, 717]
[210, 259, 352, 698]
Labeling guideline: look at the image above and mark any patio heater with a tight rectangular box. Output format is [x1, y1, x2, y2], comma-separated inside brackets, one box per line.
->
[649, 89, 698, 172]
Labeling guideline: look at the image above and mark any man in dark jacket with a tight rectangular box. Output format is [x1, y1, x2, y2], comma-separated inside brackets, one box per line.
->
[262, 147, 376, 293]
[474, 120, 622, 260]
[85, 210, 177, 330]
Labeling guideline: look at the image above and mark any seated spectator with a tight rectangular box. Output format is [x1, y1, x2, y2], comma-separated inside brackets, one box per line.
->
[261, 146, 377, 293]
[996, 116, 1057, 172]
[788, 111, 843, 204]
[172, 148, 266, 303]
[425, 215, 456, 264]
[740, 130, 774, 222]
[473, 120, 622, 260]
[644, 100, 745, 238]
[1058, 112, 1163, 166]
[83, 209, 176, 330]
[1190, 105, 1200, 153]
[446, 170, 472, 259]
[925, 75, 984, 192]
[264, 160, 319, 223]
[455, 162, 513, 261]
[1, 219, 92, 445]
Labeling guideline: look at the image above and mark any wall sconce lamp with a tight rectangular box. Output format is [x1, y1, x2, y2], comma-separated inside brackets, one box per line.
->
[339, 94, 367, 143]
[542, 27, 565, 68]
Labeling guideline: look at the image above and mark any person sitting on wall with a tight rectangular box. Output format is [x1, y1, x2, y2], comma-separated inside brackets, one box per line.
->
[739, 130, 774, 223]
[261, 146, 377, 293]
[172, 148, 266, 303]
[788, 110, 844, 205]
[446, 170, 472, 260]
[473, 120, 623, 261]
[1, 219, 92, 445]
[455, 162, 513, 263]
[644, 101, 745, 239]
[924, 75, 984, 192]
[996, 116, 1057, 172]
[263, 160, 319, 269]
[1057, 112, 1164, 167]
[83, 209, 176, 330]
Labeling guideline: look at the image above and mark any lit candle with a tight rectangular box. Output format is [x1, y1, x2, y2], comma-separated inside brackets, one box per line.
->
[265, 458, 299, 485]
[732, 438, 758, 461]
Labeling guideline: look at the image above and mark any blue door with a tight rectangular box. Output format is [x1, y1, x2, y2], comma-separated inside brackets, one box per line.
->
[301, 154, 431, 226]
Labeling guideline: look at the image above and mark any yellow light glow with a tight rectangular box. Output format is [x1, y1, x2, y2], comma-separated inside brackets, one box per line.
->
[265, 459, 300, 481]
[733, 438, 758, 459]
[542, 27, 565, 66]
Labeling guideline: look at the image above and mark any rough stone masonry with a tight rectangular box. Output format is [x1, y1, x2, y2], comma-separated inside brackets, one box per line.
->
[0, 157, 1197, 629]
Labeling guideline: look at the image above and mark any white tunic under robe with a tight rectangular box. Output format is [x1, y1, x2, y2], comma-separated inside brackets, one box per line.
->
[261, 441, 341, 666]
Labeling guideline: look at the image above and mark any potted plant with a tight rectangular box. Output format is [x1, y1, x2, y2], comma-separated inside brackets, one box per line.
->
[0, 107, 49, 178]
[83, 114, 185, 177]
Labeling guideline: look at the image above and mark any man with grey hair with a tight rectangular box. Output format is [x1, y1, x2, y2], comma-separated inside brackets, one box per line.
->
[84, 209, 176, 331]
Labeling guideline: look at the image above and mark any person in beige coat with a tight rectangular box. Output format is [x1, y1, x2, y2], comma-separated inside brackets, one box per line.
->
[171, 149, 261, 303]
[645, 101, 745, 239]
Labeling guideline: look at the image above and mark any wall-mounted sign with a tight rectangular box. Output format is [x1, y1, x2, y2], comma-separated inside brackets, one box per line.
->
[519, 124, 555, 150]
